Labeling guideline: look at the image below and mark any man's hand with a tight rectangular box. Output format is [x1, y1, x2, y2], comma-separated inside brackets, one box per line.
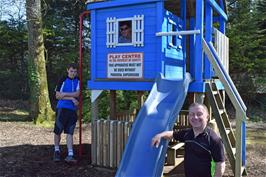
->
[151, 134, 162, 148]
[56, 92, 65, 99]
[71, 98, 79, 106]
[56, 91, 80, 100]
[151, 131, 174, 148]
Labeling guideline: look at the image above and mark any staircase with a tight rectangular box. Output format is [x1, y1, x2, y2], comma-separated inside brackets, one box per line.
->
[203, 38, 247, 176]
[206, 81, 247, 176]
[206, 81, 236, 171]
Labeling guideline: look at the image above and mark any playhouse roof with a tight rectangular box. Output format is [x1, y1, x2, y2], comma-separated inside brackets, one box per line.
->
[86, 0, 227, 18]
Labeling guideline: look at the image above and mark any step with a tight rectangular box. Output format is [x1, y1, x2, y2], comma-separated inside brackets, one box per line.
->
[232, 147, 236, 155]
[226, 129, 231, 135]
[219, 109, 225, 115]
[213, 90, 219, 95]
[167, 142, 185, 165]
[169, 142, 185, 150]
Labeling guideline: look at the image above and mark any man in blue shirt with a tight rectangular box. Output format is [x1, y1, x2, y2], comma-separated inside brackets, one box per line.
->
[53, 63, 80, 163]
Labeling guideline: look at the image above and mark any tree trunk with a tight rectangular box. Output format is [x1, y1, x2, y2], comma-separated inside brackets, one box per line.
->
[26, 0, 54, 124]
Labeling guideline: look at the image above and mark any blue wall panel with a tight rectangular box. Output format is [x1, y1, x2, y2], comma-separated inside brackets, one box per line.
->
[88, 1, 186, 90]
[88, 1, 162, 90]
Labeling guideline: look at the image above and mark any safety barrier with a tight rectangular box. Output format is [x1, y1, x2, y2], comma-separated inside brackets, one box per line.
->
[213, 28, 229, 73]
[92, 111, 189, 168]
[92, 119, 132, 168]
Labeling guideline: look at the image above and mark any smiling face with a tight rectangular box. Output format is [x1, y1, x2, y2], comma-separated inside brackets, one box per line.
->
[120, 24, 131, 39]
[188, 104, 209, 130]
[119, 21, 131, 39]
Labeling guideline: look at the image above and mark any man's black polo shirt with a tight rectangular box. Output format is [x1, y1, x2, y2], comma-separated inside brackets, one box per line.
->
[173, 127, 225, 177]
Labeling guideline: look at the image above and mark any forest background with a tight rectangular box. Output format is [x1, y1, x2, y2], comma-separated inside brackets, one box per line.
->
[0, 0, 265, 124]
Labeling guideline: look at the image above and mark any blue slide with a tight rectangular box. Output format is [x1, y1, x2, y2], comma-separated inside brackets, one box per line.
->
[115, 73, 191, 177]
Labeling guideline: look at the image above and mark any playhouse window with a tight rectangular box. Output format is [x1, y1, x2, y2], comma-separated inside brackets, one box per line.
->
[171, 24, 177, 46]
[118, 20, 132, 44]
[168, 21, 178, 48]
[106, 15, 144, 47]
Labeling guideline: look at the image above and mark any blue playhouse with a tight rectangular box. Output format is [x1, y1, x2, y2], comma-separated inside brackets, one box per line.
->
[82, 0, 247, 176]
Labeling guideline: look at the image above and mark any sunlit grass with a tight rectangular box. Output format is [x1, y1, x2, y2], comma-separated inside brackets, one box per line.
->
[0, 109, 30, 121]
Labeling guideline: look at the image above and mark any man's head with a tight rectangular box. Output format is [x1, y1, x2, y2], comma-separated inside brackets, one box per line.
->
[188, 103, 209, 130]
[67, 63, 78, 79]
[120, 21, 131, 39]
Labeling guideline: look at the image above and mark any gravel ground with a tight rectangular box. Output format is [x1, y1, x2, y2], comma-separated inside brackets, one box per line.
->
[0, 121, 266, 177]
[0, 122, 115, 177]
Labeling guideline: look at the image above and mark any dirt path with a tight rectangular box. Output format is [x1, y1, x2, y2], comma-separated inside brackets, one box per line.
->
[0, 122, 115, 177]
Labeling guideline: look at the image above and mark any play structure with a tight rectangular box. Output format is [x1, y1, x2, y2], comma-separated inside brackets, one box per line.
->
[78, 0, 247, 176]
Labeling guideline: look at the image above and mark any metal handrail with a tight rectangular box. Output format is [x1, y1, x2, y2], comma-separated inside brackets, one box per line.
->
[156, 30, 200, 36]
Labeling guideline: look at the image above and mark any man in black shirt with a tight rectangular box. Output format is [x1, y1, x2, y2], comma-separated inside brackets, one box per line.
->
[152, 103, 225, 177]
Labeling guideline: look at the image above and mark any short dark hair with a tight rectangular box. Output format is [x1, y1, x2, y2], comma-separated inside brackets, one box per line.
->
[67, 63, 78, 69]
[120, 21, 131, 28]
[189, 103, 209, 116]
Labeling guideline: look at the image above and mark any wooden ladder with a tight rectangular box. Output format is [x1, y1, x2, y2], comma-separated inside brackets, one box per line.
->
[206, 81, 246, 176]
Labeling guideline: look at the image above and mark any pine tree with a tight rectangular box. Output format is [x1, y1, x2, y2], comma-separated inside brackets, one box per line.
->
[253, 0, 266, 74]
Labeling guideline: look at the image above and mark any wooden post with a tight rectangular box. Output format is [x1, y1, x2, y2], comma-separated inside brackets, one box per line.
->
[91, 96, 98, 165]
[137, 91, 145, 110]
[235, 111, 244, 177]
[188, 92, 205, 104]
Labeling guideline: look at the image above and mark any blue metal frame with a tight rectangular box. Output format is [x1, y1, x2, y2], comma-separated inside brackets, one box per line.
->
[189, 0, 205, 92]
[156, 1, 164, 74]
[242, 121, 246, 166]
[189, 17, 195, 78]
[181, 0, 186, 79]
[207, 0, 228, 21]
[204, 1, 213, 79]
[91, 10, 96, 82]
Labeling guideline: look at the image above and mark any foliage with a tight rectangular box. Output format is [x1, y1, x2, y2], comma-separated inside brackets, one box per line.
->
[227, 0, 266, 104]
[40, 0, 89, 110]
[0, 20, 28, 99]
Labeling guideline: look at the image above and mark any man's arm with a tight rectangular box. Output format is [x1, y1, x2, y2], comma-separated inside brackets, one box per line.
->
[214, 161, 225, 177]
[56, 92, 79, 106]
[56, 90, 80, 99]
[56, 91, 80, 99]
[151, 131, 173, 148]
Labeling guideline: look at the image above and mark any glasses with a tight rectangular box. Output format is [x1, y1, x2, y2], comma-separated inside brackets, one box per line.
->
[120, 27, 129, 31]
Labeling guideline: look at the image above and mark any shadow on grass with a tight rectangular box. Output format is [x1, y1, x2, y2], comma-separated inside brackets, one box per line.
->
[0, 144, 115, 177]
[0, 112, 31, 122]
[0, 108, 31, 122]
[0, 100, 31, 122]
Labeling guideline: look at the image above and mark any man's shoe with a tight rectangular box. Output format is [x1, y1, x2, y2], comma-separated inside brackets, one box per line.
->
[53, 151, 61, 162]
[64, 155, 77, 164]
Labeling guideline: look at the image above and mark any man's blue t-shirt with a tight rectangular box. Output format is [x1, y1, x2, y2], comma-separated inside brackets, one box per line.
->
[55, 76, 80, 110]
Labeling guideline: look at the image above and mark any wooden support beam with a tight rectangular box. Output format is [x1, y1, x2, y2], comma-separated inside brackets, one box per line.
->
[166, 143, 185, 165]
[137, 91, 145, 110]
[91, 96, 98, 165]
